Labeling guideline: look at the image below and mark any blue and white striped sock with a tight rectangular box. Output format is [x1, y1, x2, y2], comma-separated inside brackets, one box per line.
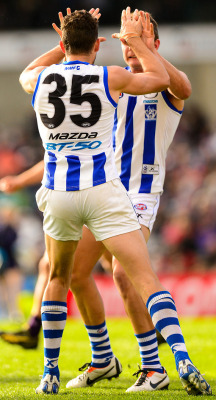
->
[85, 321, 114, 368]
[135, 329, 164, 373]
[146, 291, 190, 370]
[41, 301, 67, 380]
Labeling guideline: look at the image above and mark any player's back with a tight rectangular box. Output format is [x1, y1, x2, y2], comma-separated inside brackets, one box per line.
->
[113, 90, 183, 195]
[33, 61, 118, 191]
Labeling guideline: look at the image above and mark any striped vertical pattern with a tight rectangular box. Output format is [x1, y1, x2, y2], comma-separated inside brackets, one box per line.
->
[41, 301, 67, 380]
[112, 109, 118, 152]
[85, 321, 114, 368]
[44, 152, 57, 189]
[139, 104, 157, 193]
[66, 155, 81, 190]
[146, 291, 190, 369]
[93, 153, 106, 186]
[120, 96, 137, 191]
[135, 329, 163, 373]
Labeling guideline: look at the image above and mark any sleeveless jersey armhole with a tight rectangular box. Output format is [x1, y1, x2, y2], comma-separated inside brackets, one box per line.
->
[103, 66, 118, 108]
[161, 90, 184, 114]
[32, 68, 47, 108]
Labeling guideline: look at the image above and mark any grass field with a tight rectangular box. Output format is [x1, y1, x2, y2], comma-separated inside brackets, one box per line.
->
[0, 295, 215, 399]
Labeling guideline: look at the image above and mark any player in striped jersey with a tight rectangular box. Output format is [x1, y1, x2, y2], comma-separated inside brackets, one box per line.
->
[1, 8, 211, 396]
[19, 7, 175, 395]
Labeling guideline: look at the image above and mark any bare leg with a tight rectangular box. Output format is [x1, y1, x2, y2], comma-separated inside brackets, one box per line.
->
[31, 251, 50, 317]
[44, 235, 78, 302]
[112, 225, 154, 334]
[70, 226, 105, 325]
[103, 229, 165, 303]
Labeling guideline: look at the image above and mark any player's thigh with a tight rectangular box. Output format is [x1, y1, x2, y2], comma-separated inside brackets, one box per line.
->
[103, 230, 160, 299]
[72, 226, 105, 278]
[45, 234, 78, 281]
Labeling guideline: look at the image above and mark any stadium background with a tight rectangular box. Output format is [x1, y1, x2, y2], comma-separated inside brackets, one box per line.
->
[0, 0, 216, 320]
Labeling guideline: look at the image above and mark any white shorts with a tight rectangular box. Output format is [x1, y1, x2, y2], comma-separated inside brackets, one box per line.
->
[130, 192, 160, 232]
[36, 179, 140, 242]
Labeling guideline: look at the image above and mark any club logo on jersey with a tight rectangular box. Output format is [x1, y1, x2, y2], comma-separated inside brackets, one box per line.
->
[145, 105, 157, 120]
[134, 203, 147, 211]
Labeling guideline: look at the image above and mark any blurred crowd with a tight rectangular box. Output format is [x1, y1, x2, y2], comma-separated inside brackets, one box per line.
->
[0, 102, 216, 319]
[1, 0, 216, 30]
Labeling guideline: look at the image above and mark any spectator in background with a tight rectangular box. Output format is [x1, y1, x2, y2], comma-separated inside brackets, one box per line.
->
[0, 207, 23, 321]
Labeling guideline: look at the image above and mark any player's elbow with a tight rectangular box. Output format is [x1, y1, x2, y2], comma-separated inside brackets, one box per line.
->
[181, 83, 192, 100]
[161, 74, 170, 90]
[19, 73, 33, 94]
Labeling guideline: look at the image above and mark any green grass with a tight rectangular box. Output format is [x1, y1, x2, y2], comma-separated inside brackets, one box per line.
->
[0, 302, 215, 399]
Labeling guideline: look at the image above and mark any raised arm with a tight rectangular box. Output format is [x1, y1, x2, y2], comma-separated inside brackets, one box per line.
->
[109, 9, 170, 100]
[19, 45, 64, 94]
[156, 54, 192, 111]
[0, 160, 44, 193]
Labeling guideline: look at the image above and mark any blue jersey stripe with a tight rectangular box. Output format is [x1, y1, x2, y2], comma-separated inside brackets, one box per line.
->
[93, 153, 106, 186]
[66, 155, 81, 190]
[32, 68, 46, 108]
[112, 109, 118, 152]
[103, 66, 118, 108]
[45, 152, 57, 189]
[139, 104, 157, 193]
[120, 96, 137, 191]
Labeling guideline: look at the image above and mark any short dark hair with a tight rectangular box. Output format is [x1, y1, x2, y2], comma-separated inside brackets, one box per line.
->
[149, 14, 159, 41]
[61, 10, 98, 55]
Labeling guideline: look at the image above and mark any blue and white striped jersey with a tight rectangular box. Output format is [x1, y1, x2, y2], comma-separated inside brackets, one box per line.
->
[33, 61, 118, 191]
[113, 89, 182, 194]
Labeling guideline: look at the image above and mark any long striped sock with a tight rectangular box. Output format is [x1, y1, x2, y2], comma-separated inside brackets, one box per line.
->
[85, 321, 114, 368]
[146, 291, 190, 369]
[41, 301, 67, 380]
[135, 329, 164, 373]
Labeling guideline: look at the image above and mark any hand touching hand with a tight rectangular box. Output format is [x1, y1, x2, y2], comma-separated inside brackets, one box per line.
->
[112, 7, 142, 43]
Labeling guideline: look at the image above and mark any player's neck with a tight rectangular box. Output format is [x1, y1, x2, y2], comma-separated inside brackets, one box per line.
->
[65, 53, 95, 65]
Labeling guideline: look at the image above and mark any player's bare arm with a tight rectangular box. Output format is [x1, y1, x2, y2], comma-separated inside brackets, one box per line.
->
[0, 160, 44, 193]
[109, 8, 170, 101]
[156, 54, 192, 110]
[19, 46, 64, 94]
[20, 8, 105, 95]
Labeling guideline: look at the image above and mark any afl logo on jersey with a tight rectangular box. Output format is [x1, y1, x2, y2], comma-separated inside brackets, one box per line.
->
[119, 93, 124, 99]
[134, 203, 147, 211]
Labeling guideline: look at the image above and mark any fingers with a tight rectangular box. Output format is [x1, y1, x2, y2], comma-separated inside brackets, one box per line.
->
[52, 23, 62, 37]
[89, 8, 101, 20]
[145, 12, 150, 31]
[150, 23, 154, 36]
[98, 36, 106, 43]
[121, 9, 126, 24]
[133, 9, 139, 21]
[58, 11, 63, 25]
[112, 33, 121, 39]
[66, 8, 71, 15]
[125, 6, 131, 20]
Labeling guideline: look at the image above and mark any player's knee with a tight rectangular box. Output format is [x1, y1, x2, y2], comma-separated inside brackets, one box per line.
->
[70, 270, 85, 292]
[38, 255, 50, 278]
[113, 263, 132, 299]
